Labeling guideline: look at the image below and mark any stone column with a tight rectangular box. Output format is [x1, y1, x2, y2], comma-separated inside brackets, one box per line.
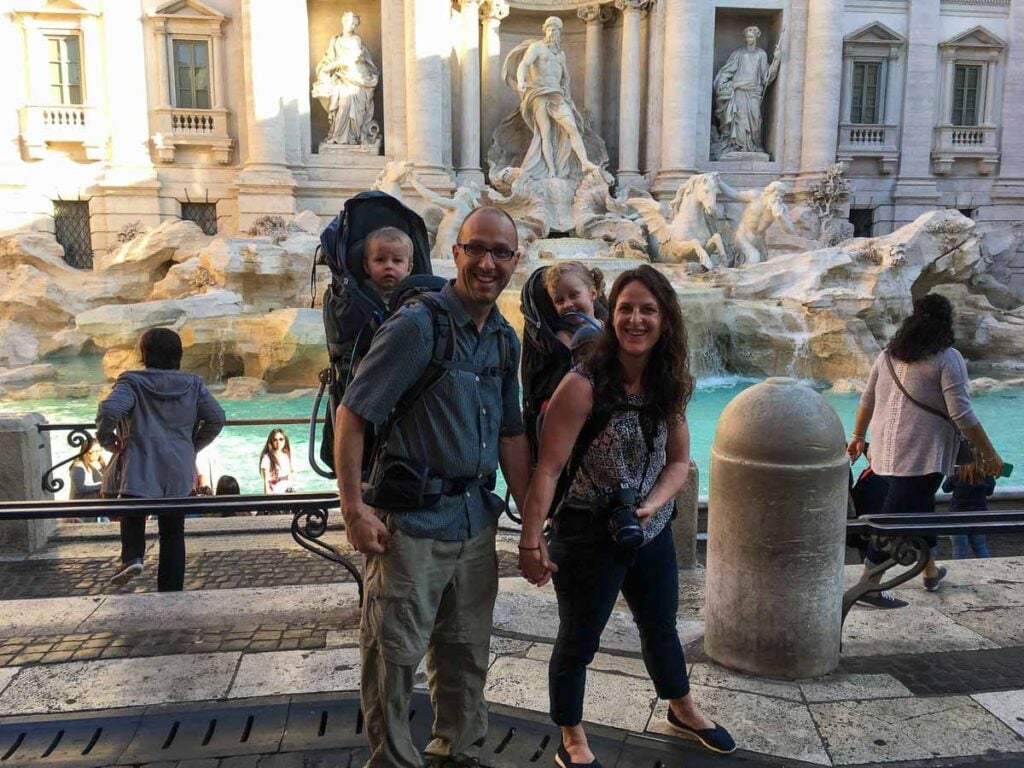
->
[0, 414, 55, 554]
[382, 0, 408, 161]
[480, 0, 508, 178]
[781, 0, 809, 178]
[0, 13, 24, 165]
[235, 0, 297, 229]
[456, 0, 484, 185]
[405, 0, 451, 180]
[578, 4, 613, 135]
[798, 0, 844, 178]
[994, 0, 1024, 197]
[615, 0, 651, 190]
[654, 0, 700, 195]
[893, 0, 941, 211]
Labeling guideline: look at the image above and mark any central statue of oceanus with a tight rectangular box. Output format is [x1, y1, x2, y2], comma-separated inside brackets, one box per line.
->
[487, 16, 608, 182]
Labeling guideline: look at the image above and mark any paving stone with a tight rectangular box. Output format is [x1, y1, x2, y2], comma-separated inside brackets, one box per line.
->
[951, 606, 1024, 646]
[648, 687, 830, 766]
[485, 655, 656, 732]
[525, 641, 650, 678]
[324, 629, 360, 648]
[230, 647, 361, 698]
[488, 635, 533, 656]
[811, 695, 1024, 765]
[973, 690, 1024, 739]
[841, 604, 998, 656]
[688, 662, 803, 702]
[0, 595, 102, 638]
[798, 673, 912, 703]
[0, 651, 241, 714]
[0, 667, 18, 695]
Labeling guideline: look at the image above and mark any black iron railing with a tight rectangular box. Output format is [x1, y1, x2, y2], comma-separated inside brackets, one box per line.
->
[0, 491, 363, 603]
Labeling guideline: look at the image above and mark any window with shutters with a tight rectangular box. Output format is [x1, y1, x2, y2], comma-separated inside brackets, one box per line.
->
[47, 34, 83, 105]
[173, 39, 211, 109]
[850, 62, 881, 125]
[951, 64, 981, 127]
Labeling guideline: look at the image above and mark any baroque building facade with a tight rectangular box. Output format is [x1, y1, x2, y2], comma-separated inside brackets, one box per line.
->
[1, 0, 1022, 279]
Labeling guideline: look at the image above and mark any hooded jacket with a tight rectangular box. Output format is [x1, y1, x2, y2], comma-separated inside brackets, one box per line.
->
[97, 369, 226, 499]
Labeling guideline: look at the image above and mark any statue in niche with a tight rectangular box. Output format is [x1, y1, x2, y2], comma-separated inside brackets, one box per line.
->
[711, 26, 782, 160]
[627, 173, 729, 270]
[488, 16, 607, 181]
[719, 179, 795, 266]
[312, 11, 380, 149]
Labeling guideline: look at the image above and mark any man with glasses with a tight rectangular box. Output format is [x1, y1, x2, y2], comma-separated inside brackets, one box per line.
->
[336, 207, 534, 767]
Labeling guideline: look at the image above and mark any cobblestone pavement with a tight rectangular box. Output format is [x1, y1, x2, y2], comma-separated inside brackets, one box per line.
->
[0, 618, 360, 669]
[0, 549, 521, 600]
[840, 645, 1024, 697]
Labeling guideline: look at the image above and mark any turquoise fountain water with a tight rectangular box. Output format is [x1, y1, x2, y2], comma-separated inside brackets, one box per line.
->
[10, 372, 1023, 498]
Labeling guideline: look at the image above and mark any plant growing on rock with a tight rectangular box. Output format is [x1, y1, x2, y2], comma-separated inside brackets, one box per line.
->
[247, 215, 289, 244]
[116, 220, 146, 245]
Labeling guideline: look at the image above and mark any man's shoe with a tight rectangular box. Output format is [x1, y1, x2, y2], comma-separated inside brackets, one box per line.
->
[924, 566, 948, 592]
[665, 706, 737, 755]
[109, 559, 143, 586]
[555, 742, 602, 768]
[858, 589, 909, 609]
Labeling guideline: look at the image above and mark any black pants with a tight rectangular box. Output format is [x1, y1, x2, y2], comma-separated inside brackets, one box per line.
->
[864, 472, 943, 565]
[120, 513, 186, 592]
[547, 523, 689, 727]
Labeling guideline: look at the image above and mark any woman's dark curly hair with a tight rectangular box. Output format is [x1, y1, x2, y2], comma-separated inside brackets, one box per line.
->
[585, 265, 694, 423]
[888, 293, 955, 362]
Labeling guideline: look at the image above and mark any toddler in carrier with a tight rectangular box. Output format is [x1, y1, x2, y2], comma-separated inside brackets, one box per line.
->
[943, 464, 995, 559]
[542, 261, 605, 353]
[362, 226, 414, 304]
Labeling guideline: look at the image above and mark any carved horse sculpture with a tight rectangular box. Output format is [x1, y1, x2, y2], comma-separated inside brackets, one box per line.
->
[627, 173, 728, 269]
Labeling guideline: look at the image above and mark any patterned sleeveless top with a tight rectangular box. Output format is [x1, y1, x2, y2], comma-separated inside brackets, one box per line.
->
[566, 365, 674, 543]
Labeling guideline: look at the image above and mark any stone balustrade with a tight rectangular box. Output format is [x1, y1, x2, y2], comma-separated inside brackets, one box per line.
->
[152, 106, 233, 164]
[837, 122, 900, 174]
[18, 104, 104, 161]
[932, 124, 1000, 176]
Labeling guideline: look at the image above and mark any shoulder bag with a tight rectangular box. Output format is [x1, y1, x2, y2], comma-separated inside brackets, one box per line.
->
[884, 351, 976, 467]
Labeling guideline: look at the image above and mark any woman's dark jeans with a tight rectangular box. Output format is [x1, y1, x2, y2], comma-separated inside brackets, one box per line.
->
[864, 473, 943, 566]
[547, 521, 689, 727]
[120, 512, 186, 591]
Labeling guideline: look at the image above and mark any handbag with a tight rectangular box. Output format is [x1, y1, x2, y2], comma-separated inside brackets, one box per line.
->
[884, 351, 977, 466]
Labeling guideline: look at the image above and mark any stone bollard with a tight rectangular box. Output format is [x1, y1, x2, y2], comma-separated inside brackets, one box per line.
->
[671, 460, 699, 569]
[0, 412, 55, 552]
[704, 378, 848, 679]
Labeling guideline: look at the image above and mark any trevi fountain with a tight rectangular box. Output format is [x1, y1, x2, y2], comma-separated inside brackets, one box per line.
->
[1, 0, 1023, 493]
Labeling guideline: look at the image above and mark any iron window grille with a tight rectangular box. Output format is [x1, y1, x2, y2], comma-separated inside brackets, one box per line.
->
[53, 200, 93, 269]
[181, 202, 218, 235]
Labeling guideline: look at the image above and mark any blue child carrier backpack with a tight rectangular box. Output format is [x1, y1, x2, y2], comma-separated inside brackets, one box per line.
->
[308, 191, 434, 478]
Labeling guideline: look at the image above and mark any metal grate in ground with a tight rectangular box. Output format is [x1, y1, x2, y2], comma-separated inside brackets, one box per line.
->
[0, 692, 799, 767]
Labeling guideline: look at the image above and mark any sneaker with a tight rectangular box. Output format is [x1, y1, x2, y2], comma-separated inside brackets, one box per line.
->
[665, 706, 737, 755]
[924, 566, 948, 592]
[858, 589, 909, 609]
[555, 743, 601, 768]
[109, 559, 143, 586]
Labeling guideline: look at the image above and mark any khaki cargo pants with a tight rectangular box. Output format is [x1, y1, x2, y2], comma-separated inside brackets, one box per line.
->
[360, 520, 498, 768]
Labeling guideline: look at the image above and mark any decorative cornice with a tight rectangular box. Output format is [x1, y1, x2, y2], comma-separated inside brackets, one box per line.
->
[480, 0, 509, 22]
[614, 0, 653, 13]
[578, 4, 614, 24]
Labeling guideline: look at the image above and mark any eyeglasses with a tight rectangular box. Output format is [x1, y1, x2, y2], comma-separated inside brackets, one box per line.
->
[457, 242, 517, 262]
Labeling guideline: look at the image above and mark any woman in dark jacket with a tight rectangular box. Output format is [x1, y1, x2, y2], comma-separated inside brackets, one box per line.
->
[97, 328, 225, 591]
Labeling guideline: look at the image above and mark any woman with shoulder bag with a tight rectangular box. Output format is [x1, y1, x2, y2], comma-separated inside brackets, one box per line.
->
[846, 294, 1004, 606]
[517, 265, 734, 767]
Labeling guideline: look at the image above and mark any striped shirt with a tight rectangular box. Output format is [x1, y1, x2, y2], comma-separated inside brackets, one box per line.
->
[342, 281, 523, 541]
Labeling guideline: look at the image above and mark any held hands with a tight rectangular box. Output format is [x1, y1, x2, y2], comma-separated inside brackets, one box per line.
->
[518, 537, 557, 587]
[346, 505, 391, 554]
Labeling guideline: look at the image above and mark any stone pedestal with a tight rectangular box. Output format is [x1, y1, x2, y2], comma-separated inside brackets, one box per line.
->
[0, 413, 55, 553]
[671, 461, 700, 570]
[705, 378, 847, 679]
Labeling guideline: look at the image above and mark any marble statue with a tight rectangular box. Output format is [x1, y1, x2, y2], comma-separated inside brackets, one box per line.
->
[712, 26, 782, 160]
[627, 173, 728, 269]
[312, 11, 380, 148]
[488, 17, 608, 182]
[719, 179, 795, 266]
[572, 168, 646, 251]
[407, 173, 485, 260]
[372, 161, 413, 200]
[481, 167, 549, 246]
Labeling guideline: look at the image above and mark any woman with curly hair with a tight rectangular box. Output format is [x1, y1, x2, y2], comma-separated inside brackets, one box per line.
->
[518, 265, 734, 765]
[847, 293, 1004, 608]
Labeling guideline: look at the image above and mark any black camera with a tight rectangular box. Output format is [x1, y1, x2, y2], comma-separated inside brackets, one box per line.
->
[605, 483, 645, 550]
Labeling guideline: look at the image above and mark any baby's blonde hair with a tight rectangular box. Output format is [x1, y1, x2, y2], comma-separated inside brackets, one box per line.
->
[543, 261, 606, 301]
